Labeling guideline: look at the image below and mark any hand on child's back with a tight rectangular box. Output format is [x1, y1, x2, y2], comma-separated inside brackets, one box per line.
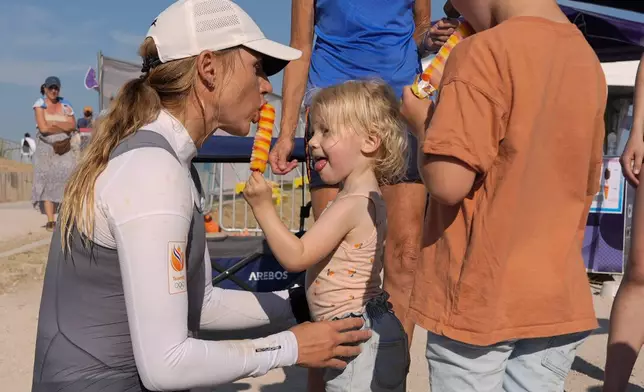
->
[243, 171, 273, 210]
[289, 317, 372, 369]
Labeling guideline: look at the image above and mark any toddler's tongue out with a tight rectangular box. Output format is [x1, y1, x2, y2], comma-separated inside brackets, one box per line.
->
[314, 158, 328, 172]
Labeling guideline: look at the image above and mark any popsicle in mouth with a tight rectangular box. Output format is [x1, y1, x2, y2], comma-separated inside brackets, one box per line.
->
[250, 103, 276, 173]
[411, 20, 475, 99]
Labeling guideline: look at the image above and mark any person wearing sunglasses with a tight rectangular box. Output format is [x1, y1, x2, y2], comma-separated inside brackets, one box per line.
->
[32, 76, 77, 231]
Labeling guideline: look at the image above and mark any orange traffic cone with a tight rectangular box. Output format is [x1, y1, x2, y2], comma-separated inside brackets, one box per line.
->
[204, 214, 220, 233]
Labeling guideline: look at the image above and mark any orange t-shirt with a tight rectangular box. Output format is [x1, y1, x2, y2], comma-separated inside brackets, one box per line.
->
[408, 17, 606, 346]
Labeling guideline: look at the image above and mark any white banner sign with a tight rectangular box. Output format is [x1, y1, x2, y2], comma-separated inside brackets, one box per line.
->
[100, 55, 141, 110]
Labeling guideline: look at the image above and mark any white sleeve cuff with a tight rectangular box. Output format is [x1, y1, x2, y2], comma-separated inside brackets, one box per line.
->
[249, 331, 298, 377]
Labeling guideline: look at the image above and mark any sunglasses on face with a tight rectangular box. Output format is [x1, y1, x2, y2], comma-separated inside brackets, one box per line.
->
[47, 86, 60, 91]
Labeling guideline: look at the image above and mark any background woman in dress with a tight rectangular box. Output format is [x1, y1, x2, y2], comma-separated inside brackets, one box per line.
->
[32, 76, 76, 231]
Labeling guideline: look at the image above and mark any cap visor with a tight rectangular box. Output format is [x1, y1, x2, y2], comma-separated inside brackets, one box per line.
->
[243, 39, 302, 76]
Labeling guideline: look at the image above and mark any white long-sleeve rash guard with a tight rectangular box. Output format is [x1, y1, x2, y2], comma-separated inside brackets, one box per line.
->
[91, 111, 298, 391]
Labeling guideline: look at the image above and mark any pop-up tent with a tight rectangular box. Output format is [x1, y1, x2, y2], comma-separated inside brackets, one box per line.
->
[561, 4, 644, 62]
[422, 4, 644, 69]
[572, 1, 644, 14]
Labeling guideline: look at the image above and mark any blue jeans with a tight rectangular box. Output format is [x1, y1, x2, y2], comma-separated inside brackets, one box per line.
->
[426, 330, 591, 392]
[323, 293, 409, 392]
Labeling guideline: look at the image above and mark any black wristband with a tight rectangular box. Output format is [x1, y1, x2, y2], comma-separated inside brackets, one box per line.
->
[288, 285, 311, 324]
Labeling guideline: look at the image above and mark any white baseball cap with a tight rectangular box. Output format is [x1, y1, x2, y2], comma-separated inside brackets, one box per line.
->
[146, 0, 301, 76]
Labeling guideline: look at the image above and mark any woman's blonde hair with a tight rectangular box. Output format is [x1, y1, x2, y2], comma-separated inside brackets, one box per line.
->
[309, 80, 408, 185]
[59, 38, 237, 250]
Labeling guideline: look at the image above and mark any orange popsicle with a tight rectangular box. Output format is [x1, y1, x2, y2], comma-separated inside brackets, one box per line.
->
[412, 20, 475, 99]
[250, 103, 276, 173]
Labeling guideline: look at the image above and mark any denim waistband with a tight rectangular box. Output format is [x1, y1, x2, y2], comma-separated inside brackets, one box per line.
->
[332, 292, 393, 323]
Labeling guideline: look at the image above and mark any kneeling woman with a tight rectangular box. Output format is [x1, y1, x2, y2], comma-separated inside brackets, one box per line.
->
[31, 1, 370, 391]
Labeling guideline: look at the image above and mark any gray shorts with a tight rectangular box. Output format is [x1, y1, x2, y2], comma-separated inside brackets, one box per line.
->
[304, 109, 420, 189]
[323, 293, 409, 392]
[426, 330, 591, 392]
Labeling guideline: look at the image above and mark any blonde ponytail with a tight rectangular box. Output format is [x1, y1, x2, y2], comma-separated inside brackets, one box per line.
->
[60, 38, 241, 251]
[59, 38, 197, 250]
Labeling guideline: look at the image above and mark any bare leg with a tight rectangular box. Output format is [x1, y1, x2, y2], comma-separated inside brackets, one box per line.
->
[603, 279, 644, 392]
[44, 200, 55, 223]
[381, 182, 426, 347]
[604, 172, 644, 392]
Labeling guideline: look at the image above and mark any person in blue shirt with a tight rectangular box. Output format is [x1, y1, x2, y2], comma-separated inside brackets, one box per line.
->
[270, 0, 458, 337]
[76, 106, 94, 129]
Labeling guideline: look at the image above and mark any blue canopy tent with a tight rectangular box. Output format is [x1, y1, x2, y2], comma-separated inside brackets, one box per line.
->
[561, 4, 644, 62]
[571, 1, 644, 14]
[193, 137, 306, 163]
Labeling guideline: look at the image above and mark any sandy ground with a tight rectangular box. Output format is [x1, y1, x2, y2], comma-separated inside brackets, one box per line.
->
[0, 201, 47, 245]
[0, 157, 32, 173]
[2, 201, 644, 391]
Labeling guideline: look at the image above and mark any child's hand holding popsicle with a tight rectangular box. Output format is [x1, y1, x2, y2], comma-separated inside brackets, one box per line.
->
[244, 171, 274, 211]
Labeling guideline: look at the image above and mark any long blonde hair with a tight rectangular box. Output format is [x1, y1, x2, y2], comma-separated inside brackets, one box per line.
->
[309, 80, 408, 185]
[59, 38, 237, 250]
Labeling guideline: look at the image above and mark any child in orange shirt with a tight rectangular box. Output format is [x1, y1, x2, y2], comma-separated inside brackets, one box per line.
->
[401, 0, 606, 390]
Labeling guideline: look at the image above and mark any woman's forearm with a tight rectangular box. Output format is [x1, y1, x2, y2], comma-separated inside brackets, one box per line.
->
[47, 121, 75, 133]
[279, 0, 314, 140]
[280, 52, 312, 140]
[632, 55, 644, 137]
[413, 1, 431, 49]
[59, 118, 76, 132]
[604, 280, 644, 392]
[39, 123, 65, 135]
[115, 211, 297, 391]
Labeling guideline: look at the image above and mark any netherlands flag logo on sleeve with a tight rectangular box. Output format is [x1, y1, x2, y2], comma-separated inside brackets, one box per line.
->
[170, 246, 185, 272]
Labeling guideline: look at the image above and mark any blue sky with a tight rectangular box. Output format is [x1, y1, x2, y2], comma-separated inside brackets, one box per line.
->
[0, 0, 642, 141]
